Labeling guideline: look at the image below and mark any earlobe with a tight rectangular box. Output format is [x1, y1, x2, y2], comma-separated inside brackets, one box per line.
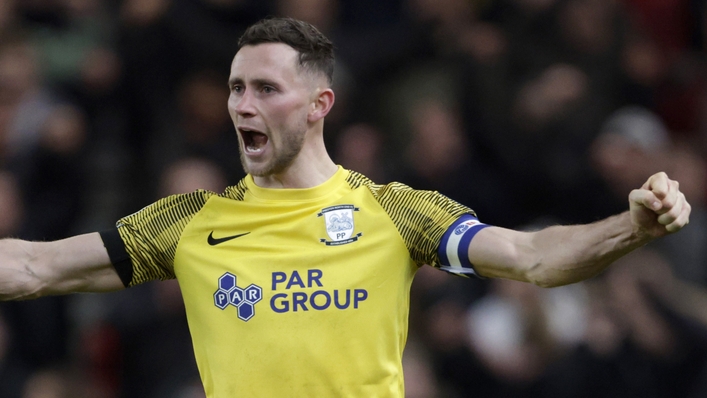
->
[308, 89, 335, 123]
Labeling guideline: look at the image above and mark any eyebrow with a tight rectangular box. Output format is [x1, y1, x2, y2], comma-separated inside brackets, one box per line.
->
[228, 77, 280, 89]
[227, 77, 242, 87]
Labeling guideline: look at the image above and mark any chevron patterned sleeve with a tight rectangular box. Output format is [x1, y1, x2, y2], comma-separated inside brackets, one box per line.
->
[367, 182, 476, 268]
[116, 190, 214, 286]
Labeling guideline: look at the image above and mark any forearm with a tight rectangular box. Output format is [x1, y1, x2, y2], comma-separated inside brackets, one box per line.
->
[469, 172, 688, 287]
[471, 212, 652, 287]
[0, 233, 123, 300]
[524, 212, 651, 287]
[0, 239, 45, 300]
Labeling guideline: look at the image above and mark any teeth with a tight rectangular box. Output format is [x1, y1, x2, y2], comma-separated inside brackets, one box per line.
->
[246, 144, 263, 153]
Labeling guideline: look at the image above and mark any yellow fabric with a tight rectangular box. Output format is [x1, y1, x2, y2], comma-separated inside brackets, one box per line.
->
[116, 167, 472, 397]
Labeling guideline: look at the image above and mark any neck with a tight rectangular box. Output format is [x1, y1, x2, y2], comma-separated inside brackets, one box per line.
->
[252, 129, 337, 189]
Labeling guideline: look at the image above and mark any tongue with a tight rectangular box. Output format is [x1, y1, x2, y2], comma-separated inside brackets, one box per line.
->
[251, 132, 267, 147]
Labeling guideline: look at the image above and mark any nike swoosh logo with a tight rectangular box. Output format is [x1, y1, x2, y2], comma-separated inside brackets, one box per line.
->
[208, 231, 250, 246]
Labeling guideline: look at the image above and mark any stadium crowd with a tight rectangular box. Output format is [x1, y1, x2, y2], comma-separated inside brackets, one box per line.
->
[0, 0, 706, 397]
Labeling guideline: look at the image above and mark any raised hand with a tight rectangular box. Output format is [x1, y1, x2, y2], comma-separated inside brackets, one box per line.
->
[628, 172, 691, 239]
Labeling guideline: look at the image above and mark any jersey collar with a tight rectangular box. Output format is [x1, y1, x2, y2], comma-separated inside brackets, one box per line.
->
[245, 166, 347, 202]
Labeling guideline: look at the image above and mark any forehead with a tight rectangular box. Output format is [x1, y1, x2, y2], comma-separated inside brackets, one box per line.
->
[230, 43, 301, 82]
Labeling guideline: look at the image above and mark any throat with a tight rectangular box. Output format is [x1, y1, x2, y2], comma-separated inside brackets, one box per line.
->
[252, 159, 339, 189]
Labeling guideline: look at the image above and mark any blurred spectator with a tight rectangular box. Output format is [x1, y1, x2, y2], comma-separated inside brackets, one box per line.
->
[620, 0, 692, 56]
[542, 248, 707, 397]
[0, 37, 56, 163]
[276, 0, 340, 34]
[18, 104, 88, 240]
[21, 0, 117, 92]
[333, 123, 388, 183]
[21, 367, 74, 398]
[467, 279, 587, 377]
[557, 0, 618, 57]
[512, 64, 589, 134]
[507, 60, 614, 223]
[120, 0, 171, 28]
[394, 98, 523, 226]
[0, 0, 19, 34]
[619, 32, 667, 108]
[159, 157, 228, 196]
[148, 69, 242, 190]
[591, 106, 671, 199]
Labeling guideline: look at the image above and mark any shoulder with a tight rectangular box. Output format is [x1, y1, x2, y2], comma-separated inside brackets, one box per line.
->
[341, 168, 474, 216]
[119, 189, 218, 226]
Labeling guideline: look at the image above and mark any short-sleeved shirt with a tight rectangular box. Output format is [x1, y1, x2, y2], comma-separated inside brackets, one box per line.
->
[106, 167, 474, 397]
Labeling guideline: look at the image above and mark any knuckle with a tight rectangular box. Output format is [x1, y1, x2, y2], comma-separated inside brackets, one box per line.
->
[669, 206, 681, 218]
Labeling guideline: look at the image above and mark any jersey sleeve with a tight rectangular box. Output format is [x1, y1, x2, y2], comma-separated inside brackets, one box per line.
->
[367, 182, 476, 268]
[114, 190, 214, 286]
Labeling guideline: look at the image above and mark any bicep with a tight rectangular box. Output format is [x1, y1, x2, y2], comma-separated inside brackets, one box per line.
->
[33, 232, 124, 297]
[467, 226, 536, 282]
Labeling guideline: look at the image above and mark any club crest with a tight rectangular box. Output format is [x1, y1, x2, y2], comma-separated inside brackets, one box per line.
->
[318, 205, 362, 246]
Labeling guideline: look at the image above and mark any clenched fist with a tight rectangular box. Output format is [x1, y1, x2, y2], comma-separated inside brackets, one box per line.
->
[629, 172, 691, 238]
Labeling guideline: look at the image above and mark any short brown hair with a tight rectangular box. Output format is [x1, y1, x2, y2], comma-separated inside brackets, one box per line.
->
[238, 17, 335, 85]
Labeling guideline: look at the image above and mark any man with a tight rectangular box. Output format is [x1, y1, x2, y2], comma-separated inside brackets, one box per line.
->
[0, 17, 691, 397]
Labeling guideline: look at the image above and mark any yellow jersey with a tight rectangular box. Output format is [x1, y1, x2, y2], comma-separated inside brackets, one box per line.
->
[109, 167, 474, 397]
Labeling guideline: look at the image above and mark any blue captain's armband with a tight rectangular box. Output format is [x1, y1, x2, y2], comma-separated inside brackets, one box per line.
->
[437, 214, 490, 276]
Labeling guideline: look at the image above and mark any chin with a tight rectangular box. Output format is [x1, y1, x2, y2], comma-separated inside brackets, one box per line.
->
[248, 168, 273, 177]
[241, 159, 278, 177]
[240, 151, 268, 176]
[239, 147, 299, 178]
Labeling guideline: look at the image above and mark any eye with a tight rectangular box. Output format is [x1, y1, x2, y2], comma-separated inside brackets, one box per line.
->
[262, 86, 275, 94]
[231, 84, 243, 93]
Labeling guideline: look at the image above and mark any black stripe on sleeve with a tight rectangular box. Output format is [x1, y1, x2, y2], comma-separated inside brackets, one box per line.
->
[99, 228, 134, 288]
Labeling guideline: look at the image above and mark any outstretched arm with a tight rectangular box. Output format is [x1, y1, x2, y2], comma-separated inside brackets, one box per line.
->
[468, 172, 690, 287]
[0, 232, 124, 300]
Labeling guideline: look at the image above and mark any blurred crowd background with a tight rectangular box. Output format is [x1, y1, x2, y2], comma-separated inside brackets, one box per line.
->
[0, 0, 707, 397]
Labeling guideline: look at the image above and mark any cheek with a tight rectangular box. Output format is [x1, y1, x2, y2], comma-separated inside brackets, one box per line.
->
[227, 95, 238, 117]
[270, 100, 309, 128]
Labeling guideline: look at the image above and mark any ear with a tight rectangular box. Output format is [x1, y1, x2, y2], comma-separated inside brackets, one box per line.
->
[308, 88, 335, 123]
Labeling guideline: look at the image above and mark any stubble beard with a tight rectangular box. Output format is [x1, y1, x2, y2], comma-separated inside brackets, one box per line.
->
[239, 123, 307, 177]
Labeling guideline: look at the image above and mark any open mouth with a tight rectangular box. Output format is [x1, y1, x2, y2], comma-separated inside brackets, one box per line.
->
[239, 128, 269, 154]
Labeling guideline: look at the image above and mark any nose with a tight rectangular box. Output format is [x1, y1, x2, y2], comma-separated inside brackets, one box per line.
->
[233, 88, 256, 118]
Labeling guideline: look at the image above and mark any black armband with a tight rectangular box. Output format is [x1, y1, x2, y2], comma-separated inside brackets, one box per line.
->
[99, 228, 133, 288]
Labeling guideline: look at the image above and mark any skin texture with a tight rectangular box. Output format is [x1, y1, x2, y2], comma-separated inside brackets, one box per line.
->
[0, 233, 121, 300]
[227, 43, 336, 189]
[0, 42, 692, 300]
[470, 172, 690, 287]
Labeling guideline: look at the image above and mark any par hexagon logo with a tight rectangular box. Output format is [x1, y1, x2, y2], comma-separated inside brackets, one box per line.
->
[213, 272, 262, 321]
